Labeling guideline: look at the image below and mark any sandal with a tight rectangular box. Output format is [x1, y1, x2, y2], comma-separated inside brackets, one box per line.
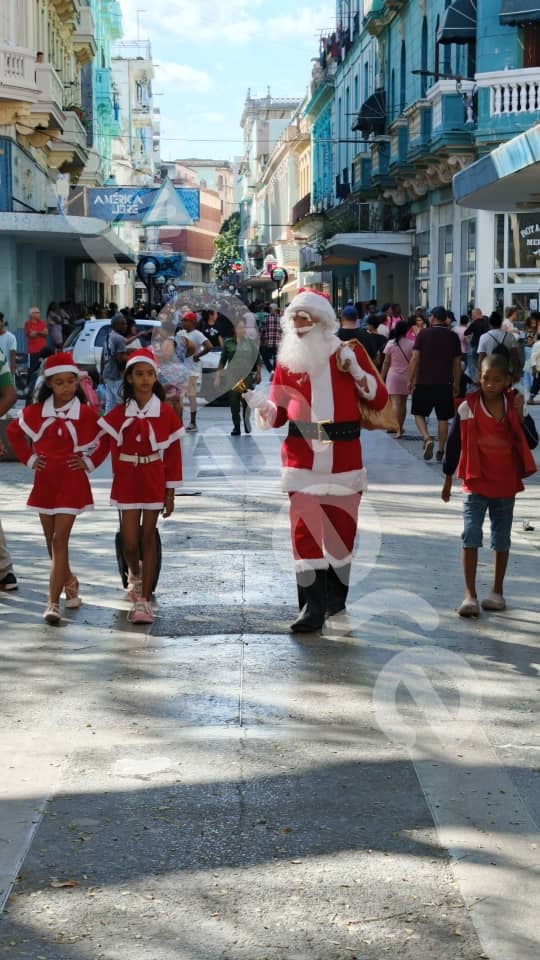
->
[423, 438, 434, 461]
[457, 598, 480, 618]
[64, 575, 81, 609]
[481, 592, 506, 611]
[127, 577, 142, 602]
[128, 599, 155, 625]
[43, 602, 61, 625]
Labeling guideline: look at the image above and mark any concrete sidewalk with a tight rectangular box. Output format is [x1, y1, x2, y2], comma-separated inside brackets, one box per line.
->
[0, 403, 538, 960]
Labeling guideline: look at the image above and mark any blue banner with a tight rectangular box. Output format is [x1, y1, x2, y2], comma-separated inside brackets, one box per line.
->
[87, 186, 200, 222]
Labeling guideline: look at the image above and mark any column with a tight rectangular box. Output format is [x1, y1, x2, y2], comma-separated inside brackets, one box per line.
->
[475, 209, 495, 313]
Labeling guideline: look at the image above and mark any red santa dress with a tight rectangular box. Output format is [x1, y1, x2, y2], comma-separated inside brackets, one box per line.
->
[7, 397, 103, 515]
[99, 395, 183, 510]
[260, 340, 388, 569]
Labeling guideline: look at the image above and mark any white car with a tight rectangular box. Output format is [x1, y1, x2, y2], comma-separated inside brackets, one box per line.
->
[63, 319, 222, 398]
[63, 319, 160, 377]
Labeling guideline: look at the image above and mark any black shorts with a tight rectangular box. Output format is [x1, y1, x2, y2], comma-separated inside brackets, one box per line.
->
[411, 384, 455, 421]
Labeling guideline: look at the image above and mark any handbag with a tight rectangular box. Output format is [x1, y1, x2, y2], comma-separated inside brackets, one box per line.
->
[336, 340, 399, 432]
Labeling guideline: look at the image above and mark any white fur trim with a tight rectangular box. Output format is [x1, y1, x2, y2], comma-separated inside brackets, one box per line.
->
[27, 453, 38, 470]
[165, 480, 182, 488]
[458, 401, 473, 419]
[111, 499, 164, 510]
[82, 456, 95, 473]
[17, 411, 55, 443]
[44, 364, 79, 377]
[355, 370, 377, 401]
[324, 552, 354, 566]
[282, 467, 368, 494]
[27, 504, 94, 516]
[309, 361, 334, 471]
[294, 557, 329, 572]
[283, 291, 338, 332]
[98, 419, 122, 444]
[125, 353, 158, 373]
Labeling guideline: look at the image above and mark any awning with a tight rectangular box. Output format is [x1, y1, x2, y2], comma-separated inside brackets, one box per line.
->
[0, 213, 136, 263]
[437, 0, 477, 45]
[352, 89, 386, 136]
[453, 123, 540, 210]
[500, 0, 540, 25]
[323, 232, 413, 265]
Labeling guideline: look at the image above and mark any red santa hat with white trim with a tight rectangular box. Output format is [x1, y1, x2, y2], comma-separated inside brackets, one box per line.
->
[125, 347, 159, 373]
[282, 288, 338, 332]
[43, 352, 81, 377]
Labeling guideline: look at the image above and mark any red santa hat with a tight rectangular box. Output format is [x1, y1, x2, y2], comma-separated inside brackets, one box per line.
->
[283, 288, 338, 332]
[43, 352, 81, 378]
[125, 347, 159, 373]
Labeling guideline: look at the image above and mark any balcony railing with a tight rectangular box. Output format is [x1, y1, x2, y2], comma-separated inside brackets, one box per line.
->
[0, 43, 37, 97]
[34, 62, 64, 110]
[291, 193, 311, 223]
[63, 110, 87, 151]
[476, 67, 540, 116]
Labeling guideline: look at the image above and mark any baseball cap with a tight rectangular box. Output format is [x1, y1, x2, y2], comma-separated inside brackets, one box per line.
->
[341, 306, 358, 321]
[182, 311, 198, 322]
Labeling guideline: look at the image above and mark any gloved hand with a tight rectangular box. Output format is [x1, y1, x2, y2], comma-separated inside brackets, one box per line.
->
[244, 388, 271, 415]
[338, 346, 364, 381]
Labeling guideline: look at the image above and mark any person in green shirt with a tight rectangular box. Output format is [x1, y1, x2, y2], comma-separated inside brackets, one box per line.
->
[214, 319, 262, 435]
[0, 346, 17, 590]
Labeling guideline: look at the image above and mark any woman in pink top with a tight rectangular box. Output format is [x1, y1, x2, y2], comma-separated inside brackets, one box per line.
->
[381, 320, 414, 438]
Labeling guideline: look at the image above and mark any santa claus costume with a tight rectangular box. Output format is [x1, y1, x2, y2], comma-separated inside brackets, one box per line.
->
[98, 348, 183, 625]
[98, 354, 183, 512]
[7, 353, 106, 623]
[7, 355, 104, 515]
[245, 289, 388, 632]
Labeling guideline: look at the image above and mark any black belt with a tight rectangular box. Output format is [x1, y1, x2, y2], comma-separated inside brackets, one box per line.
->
[288, 420, 361, 443]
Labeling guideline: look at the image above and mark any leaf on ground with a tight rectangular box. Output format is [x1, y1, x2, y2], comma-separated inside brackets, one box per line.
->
[49, 878, 80, 888]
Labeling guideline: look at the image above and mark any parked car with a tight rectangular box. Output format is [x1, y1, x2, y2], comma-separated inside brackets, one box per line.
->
[63, 319, 159, 379]
[63, 319, 225, 401]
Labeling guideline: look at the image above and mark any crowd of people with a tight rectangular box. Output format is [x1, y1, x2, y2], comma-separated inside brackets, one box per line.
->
[0, 291, 538, 631]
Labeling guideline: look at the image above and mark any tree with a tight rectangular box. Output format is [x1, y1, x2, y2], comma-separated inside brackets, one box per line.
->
[212, 212, 241, 280]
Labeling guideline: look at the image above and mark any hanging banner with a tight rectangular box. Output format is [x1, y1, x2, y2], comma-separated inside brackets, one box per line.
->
[84, 186, 200, 223]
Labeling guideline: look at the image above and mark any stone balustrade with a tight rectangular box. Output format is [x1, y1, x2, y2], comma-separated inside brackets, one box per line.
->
[476, 67, 540, 116]
[0, 43, 36, 97]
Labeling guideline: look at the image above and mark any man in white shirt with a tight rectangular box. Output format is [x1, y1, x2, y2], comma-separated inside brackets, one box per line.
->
[0, 313, 17, 377]
[477, 313, 520, 379]
[179, 312, 212, 431]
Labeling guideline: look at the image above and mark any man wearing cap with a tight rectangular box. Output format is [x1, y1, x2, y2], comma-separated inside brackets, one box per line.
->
[180, 312, 212, 432]
[0, 344, 17, 590]
[338, 305, 377, 361]
[408, 305, 462, 461]
[245, 289, 388, 633]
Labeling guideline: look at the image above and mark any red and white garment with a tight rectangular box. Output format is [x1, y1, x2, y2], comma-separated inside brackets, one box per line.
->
[259, 341, 388, 494]
[7, 397, 104, 515]
[99, 395, 183, 510]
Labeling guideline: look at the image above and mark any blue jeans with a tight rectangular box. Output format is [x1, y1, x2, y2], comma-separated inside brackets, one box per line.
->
[462, 494, 515, 552]
[105, 378, 123, 413]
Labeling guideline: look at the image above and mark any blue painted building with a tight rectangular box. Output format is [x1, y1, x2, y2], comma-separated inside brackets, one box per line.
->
[300, 0, 540, 316]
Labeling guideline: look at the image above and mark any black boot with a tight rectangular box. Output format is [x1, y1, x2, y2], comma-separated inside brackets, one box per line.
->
[231, 415, 241, 436]
[291, 569, 327, 633]
[326, 564, 351, 616]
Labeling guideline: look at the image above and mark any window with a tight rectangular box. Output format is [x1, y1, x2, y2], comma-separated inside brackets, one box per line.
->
[400, 42, 406, 114]
[415, 231, 430, 309]
[437, 224, 453, 308]
[460, 219, 476, 314]
[421, 18, 428, 97]
[524, 24, 540, 68]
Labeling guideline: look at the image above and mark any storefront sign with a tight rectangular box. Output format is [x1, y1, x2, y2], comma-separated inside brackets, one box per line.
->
[86, 186, 200, 222]
[509, 213, 540, 268]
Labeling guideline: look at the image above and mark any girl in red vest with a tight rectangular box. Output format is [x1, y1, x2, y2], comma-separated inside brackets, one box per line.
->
[442, 354, 537, 618]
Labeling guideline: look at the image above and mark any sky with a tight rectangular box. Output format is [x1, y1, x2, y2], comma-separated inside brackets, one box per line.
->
[118, 0, 336, 163]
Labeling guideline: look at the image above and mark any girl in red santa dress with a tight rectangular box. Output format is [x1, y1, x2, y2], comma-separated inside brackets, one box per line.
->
[7, 353, 105, 624]
[99, 348, 183, 625]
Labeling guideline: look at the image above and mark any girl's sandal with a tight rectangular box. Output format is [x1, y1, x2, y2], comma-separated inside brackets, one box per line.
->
[64, 575, 82, 609]
[43, 602, 61, 625]
[127, 577, 142, 602]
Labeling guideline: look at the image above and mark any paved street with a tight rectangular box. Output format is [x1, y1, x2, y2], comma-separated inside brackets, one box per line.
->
[0, 402, 539, 960]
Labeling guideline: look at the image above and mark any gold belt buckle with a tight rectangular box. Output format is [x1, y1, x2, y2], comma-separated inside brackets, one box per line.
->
[316, 420, 333, 444]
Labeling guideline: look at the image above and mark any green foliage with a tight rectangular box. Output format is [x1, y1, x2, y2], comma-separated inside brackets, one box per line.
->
[213, 212, 241, 279]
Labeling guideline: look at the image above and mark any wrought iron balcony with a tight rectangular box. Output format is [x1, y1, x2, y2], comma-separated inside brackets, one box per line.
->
[291, 193, 311, 224]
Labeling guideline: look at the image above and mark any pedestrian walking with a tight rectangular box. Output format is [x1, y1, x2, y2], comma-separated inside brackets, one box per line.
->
[45, 302, 64, 351]
[441, 354, 537, 618]
[259, 304, 282, 375]
[244, 289, 388, 632]
[199, 309, 222, 349]
[153, 319, 191, 421]
[0, 313, 17, 377]
[528, 333, 540, 403]
[408, 305, 462, 462]
[101, 313, 128, 413]
[214, 318, 262, 435]
[477, 311, 521, 379]
[98, 349, 183, 624]
[24, 306, 48, 375]
[337, 306, 377, 361]
[6, 353, 104, 623]
[179, 312, 212, 432]
[381, 320, 414, 439]
[0, 345, 17, 591]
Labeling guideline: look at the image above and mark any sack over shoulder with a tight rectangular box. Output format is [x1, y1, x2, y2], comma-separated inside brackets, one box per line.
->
[336, 340, 398, 432]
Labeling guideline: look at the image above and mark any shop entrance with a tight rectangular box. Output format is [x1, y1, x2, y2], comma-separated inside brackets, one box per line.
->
[509, 289, 540, 323]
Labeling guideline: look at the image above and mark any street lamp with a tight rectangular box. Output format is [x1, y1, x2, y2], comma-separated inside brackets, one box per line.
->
[155, 274, 166, 306]
[141, 259, 157, 311]
[271, 266, 288, 309]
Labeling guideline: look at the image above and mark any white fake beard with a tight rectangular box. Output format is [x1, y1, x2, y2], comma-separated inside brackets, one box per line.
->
[278, 323, 339, 375]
